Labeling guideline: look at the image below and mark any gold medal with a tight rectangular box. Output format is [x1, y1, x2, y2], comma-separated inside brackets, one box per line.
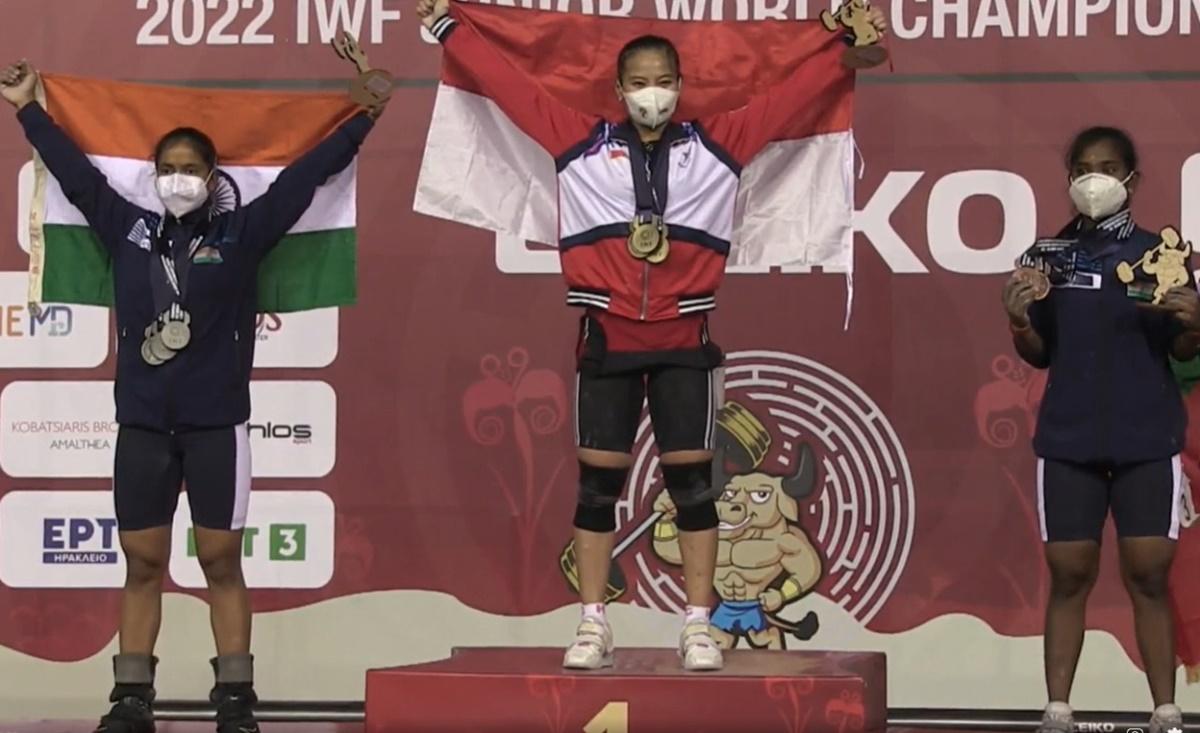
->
[646, 236, 670, 264]
[628, 220, 664, 259]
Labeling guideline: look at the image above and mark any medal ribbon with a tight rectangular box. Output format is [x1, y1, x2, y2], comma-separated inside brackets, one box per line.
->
[149, 216, 205, 318]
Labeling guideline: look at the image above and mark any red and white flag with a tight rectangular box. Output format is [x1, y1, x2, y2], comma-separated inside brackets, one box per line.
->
[1171, 384, 1200, 681]
[414, 3, 858, 271]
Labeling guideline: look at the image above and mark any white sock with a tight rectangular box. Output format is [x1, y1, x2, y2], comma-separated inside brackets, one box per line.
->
[684, 605, 710, 624]
[582, 603, 607, 622]
[1153, 703, 1181, 718]
[1044, 702, 1072, 719]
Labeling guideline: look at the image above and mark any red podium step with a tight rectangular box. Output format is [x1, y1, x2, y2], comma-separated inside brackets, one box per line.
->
[365, 647, 886, 733]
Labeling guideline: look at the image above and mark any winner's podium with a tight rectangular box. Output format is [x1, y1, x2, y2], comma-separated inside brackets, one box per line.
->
[365, 647, 887, 733]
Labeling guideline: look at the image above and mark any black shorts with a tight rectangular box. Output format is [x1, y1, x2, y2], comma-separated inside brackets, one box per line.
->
[113, 425, 252, 532]
[1037, 456, 1184, 543]
[575, 366, 722, 454]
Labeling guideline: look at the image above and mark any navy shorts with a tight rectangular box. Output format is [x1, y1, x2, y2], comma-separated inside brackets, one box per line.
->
[575, 366, 722, 454]
[113, 425, 252, 532]
[1037, 456, 1185, 543]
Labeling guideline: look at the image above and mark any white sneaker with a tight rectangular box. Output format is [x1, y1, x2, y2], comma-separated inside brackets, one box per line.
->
[679, 620, 723, 671]
[1149, 703, 1183, 733]
[562, 616, 613, 670]
[1035, 702, 1073, 733]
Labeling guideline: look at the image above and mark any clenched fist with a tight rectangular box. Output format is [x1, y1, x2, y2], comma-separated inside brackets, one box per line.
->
[866, 5, 889, 35]
[416, 0, 451, 29]
[0, 60, 38, 110]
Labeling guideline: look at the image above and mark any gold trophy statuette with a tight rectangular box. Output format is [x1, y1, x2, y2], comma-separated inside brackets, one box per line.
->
[820, 0, 889, 69]
[1116, 226, 1192, 305]
[331, 31, 394, 109]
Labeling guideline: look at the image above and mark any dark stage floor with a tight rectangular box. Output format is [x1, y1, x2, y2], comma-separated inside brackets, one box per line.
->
[0, 725, 1027, 733]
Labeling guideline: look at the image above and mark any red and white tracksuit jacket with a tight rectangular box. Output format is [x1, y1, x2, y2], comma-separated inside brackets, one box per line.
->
[431, 11, 846, 364]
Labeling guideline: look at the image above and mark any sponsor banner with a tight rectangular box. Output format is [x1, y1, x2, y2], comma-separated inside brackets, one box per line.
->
[251, 310, 339, 369]
[247, 381, 337, 478]
[0, 490, 333, 589]
[0, 381, 117, 478]
[0, 491, 123, 589]
[0, 273, 108, 369]
[0, 381, 334, 478]
[168, 491, 336, 589]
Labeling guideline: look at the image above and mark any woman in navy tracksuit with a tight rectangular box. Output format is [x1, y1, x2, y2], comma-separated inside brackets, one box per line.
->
[1005, 127, 1200, 733]
[2, 60, 380, 733]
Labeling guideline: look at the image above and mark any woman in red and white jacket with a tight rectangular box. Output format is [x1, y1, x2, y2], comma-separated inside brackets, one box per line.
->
[417, 0, 887, 672]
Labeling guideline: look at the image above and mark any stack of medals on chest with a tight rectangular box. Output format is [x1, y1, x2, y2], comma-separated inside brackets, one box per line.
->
[628, 215, 670, 264]
[142, 230, 200, 366]
[142, 302, 192, 366]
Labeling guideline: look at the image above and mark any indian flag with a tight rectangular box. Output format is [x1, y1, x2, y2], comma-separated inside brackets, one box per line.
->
[27, 74, 361, 313]
[414, 3, 857, 271]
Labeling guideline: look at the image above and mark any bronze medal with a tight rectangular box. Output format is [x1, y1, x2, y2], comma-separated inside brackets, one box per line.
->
[1014, 267, 1050, 300]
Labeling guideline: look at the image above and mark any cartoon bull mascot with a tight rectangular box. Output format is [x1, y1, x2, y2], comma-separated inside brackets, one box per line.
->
[652, 401, 825, 649]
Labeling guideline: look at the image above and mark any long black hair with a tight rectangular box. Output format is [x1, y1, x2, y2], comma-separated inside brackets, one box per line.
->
[153, 127, 218, 171]
[1066, 126, 1138, 172]
[617, 35, 681, 82]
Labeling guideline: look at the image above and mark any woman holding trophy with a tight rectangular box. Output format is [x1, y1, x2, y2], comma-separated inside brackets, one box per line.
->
[1003, 126, 1200, 733]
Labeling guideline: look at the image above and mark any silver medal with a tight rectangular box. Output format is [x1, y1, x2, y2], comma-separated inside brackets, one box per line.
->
[141, 338, 165, 366]
[161, 320, 191, 351]
[147, 329, 176, 364]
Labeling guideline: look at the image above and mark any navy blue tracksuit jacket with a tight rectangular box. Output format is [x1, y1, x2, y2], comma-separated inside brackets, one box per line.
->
[18, 104, 373, 432]
[1028, 210, 1192, 465]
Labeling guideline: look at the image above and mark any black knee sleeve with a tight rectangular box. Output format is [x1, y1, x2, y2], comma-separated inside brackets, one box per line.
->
[573, 462, 629, 532]
[662, 461, 719, 531]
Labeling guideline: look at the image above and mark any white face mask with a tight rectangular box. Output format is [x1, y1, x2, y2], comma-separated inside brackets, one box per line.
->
[1068, 172, 1133, 220]
[621, 86, 679, 130]
[155, 173, 210, 219]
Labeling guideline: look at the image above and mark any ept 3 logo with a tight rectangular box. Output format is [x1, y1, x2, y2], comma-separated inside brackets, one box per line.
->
[186, 523, 308, 561]
[42, 517, 119, 564]
[169, 491, 333, 589]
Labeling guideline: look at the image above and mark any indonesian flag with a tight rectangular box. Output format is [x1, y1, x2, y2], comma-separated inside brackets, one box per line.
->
[26, 74, 360, 313]
[414, 2, 857, 271]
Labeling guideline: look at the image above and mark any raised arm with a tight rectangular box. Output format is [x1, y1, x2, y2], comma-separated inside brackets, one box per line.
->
[696, 9, 887, 167]
[3, 61, 139, 255]
[419, 0, 598, 159]
[243, 112, 374, 255]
